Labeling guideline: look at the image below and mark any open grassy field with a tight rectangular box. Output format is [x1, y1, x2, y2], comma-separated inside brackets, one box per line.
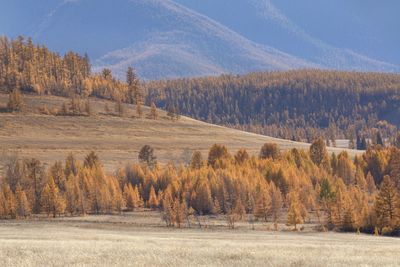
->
[0, 93, 361, 173]
[0, 213, 399, 267]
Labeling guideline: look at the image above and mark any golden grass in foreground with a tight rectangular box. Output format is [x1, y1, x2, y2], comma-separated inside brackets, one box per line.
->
[0, 213, 399, 267]
[0, 94, 361, 173]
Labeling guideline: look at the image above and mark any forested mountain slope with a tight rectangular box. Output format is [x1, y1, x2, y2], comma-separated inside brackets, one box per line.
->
[145, 70, 400, 144]
[1, 37, 399, 148]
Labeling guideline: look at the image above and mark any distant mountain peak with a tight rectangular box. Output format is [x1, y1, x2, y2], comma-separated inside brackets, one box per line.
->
[1, 0, 398, 80]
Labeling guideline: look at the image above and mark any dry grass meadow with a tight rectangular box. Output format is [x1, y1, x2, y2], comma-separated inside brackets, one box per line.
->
[0, 93, 361, 173]
[0, 212, 399, 267]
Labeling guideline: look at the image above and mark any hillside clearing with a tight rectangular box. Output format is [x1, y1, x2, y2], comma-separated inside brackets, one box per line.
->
[0, 93, 361, 173]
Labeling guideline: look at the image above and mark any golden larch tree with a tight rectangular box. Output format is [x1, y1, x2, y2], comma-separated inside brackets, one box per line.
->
[375, 175, 399, 229]
[7, 88, 24, 112]
[287, 191, 305, 230]
[123, 184, 135, 211]
[149, 102, 158, 120]
[254, 186, 271, 222]
[41, 177, 66, 217]
[148, 186, 159, 209]
[2, 184, 16, 219]
[269, 182, 283, 225]
[15, 184, 31, 218]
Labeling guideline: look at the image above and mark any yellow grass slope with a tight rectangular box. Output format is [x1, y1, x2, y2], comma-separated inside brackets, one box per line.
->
[0, 93, 361, 173]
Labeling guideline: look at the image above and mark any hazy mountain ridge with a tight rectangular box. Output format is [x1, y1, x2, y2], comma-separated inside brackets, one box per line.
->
[1, 0, 398, 79]
[175, 0, 399, 72]
[93, 1, 315, 79]
[46, 0, 315, 79]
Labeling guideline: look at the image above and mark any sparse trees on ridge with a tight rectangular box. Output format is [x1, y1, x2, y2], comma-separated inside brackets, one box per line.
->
[115, 97, 125, 117]
[149, 102, 158, 120]
[166, 103, 179, 121]
[126, 67, 143, 117]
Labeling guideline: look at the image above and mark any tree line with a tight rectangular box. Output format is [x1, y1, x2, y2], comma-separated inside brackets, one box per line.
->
[1, 36, 183, 120]
[0, 35, 126, 100]
[1, 142, 399, 235]
[0, 36, 183, 118]
[145, 70, 400, 147]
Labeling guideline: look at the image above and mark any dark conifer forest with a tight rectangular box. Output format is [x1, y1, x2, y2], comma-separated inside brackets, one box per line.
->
[145, 71, 400, 144]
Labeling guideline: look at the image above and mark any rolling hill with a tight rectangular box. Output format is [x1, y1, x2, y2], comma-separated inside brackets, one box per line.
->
[0, 93, 361, 173]
[1, 0, 398, 79]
